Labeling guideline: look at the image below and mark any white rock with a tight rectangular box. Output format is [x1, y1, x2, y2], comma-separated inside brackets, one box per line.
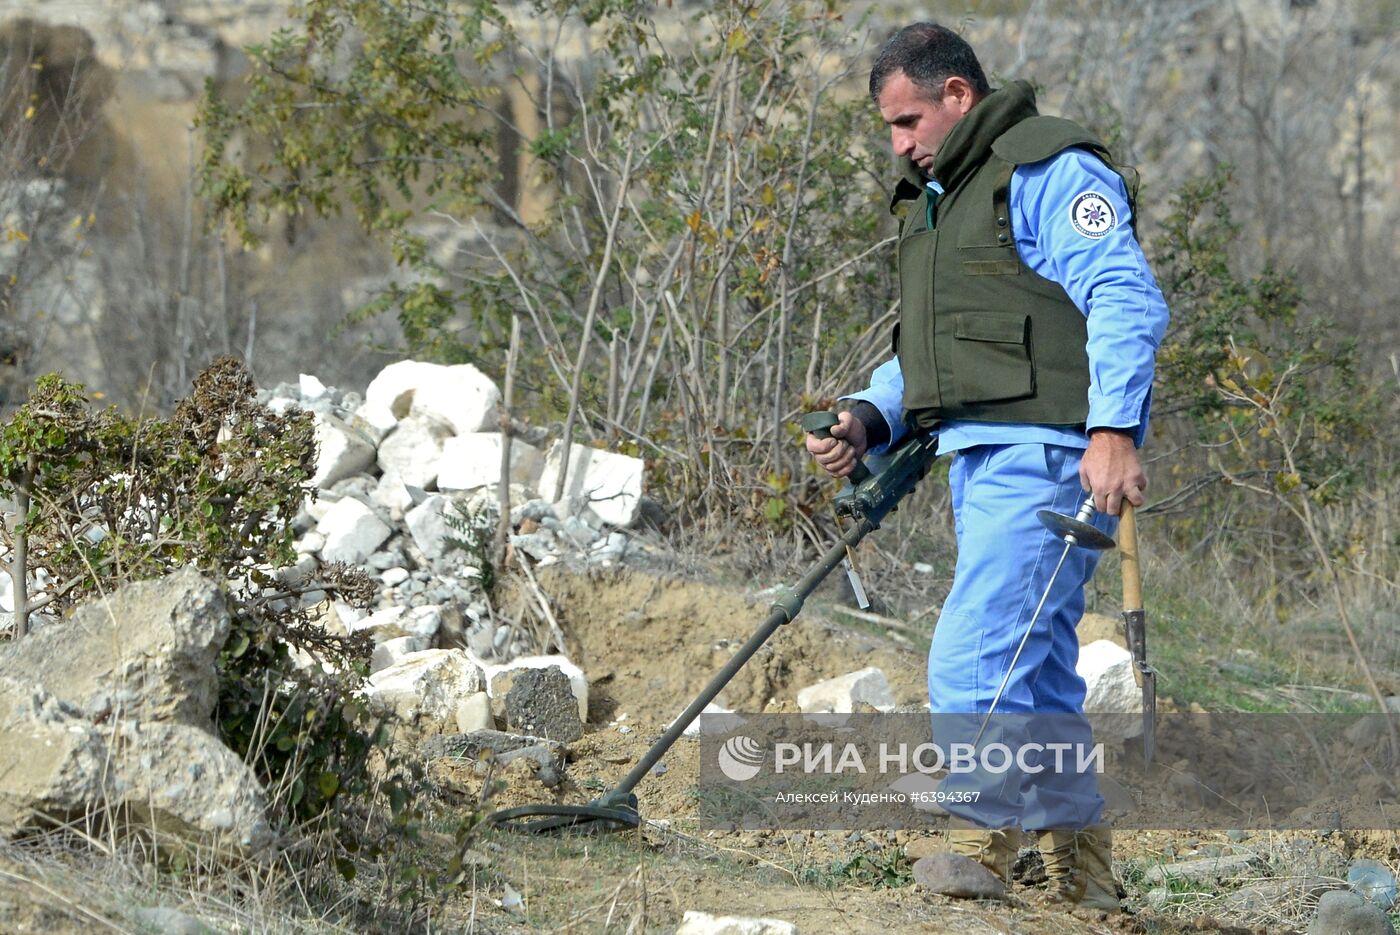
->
[538, 442, 644, 527]
[381, 567, 410, 587]
[305, 498, 335, 523]
[1143, 853, 1262, 885]
[331, 600, 366, 628]
[402, 605, 443, 641]
[455, 691, 495, 732]
[370, 636, 430, 674]
[364, 649, 484, 733]
[410, 364, 500, 436]
[675, 911, 798, 935]
[317, 498, 392, 565]
[796, 667, 896, 714]
[1077, 639, 1144, 741]
[365, 360, 441, 418]
[0, 573, 12, 612]
[347, 606, 408, 641]
[293, 531, 325, 555]
[436, 434, 544, 492]
[371, 472, 416, 521]
[299, 373, 328, 400]
[481, 655, 588, 722]
[674, 702, 744, 738]
[365, 360, 500, 436]
[377, 416, 451, 490]
[351, 399, 398, 444]
[405, 495, 463, 568]
[310, 413, 378, 489]
[348, 605, 442, 643]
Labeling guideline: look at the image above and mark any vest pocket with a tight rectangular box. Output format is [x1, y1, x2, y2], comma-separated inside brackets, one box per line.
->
[948, 312, 1035, 403]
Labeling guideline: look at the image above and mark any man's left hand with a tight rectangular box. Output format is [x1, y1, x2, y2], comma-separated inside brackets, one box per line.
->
[1079, 428, 1146, 517]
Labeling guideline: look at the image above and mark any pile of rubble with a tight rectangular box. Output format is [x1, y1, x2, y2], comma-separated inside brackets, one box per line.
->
[260, 359, 648, 742]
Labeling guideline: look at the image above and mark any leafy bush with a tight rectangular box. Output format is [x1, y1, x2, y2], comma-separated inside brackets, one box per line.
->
[0, 358, 478, 898]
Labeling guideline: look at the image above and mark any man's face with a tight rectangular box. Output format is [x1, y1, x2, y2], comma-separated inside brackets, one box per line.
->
[877, 71, 969, 177]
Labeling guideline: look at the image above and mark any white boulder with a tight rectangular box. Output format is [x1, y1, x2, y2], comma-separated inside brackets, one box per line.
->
[364, 360, 500, 436]
[455, 691, 495, 732]
[351, 399, 398, 444]
[538, 442, 644, 527]
[348, 605, 442, 644]
[377, 416, 452, 490]
[796, 667, 896, 714]
[436, 434, 544, 492]
[1077, 639, 1144, 741]
[298, 373, 328, 400]
[317, 497, 392, 564]
[371, 472, 416, 520]
[363, 649, 485, 733]
[405, 494, 457, 567]
[310, 413, 377, 489]
[673, 702, 745, 738]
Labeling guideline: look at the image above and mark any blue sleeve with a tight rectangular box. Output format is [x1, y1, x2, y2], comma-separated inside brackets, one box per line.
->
[1009, 149, 1169, 440]
[839, 357, 908, 456]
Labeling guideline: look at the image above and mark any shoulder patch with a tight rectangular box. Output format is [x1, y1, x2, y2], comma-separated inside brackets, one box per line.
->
[1068, 191, 1117, 239]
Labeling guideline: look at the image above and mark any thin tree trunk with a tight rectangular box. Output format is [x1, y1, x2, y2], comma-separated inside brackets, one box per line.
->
[495, 314, 522, 565]
[554, 146, 636, 502]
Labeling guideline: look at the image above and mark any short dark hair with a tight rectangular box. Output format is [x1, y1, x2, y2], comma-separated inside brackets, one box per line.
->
[869, 23, 991, 103]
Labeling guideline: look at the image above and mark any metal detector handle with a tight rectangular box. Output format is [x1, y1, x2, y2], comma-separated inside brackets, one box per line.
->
[800, 411, 872, 484]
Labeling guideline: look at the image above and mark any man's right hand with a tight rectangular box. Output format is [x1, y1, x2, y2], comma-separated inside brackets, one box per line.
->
[806, 410, 869, 478]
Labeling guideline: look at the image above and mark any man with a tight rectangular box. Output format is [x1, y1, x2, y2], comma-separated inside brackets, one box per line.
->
[807, 23, 1168, 909]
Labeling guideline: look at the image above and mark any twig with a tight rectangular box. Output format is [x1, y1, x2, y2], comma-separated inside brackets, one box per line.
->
[828, 604, 925, 637]
[514, 550, 567, 656]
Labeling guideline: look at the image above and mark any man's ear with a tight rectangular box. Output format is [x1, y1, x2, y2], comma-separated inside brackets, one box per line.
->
[940, 76, 980, 115]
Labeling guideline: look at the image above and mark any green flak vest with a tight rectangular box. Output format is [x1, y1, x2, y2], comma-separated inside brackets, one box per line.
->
[890, 80, 1135, 430]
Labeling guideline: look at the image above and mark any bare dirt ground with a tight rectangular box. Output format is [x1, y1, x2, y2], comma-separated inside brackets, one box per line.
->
[427, 566, 1399, 934]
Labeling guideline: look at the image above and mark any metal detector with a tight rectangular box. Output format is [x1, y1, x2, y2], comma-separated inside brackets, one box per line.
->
[484, 415, 942, 834]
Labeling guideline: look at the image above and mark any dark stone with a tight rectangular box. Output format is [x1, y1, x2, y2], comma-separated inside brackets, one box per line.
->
[1307, 890, 1397, 935]
[912, 853, 1007, 900]
[504, 667, 584, 742]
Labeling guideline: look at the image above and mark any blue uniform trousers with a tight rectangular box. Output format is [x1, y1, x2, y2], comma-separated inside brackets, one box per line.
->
[929, 443, 1116, 831]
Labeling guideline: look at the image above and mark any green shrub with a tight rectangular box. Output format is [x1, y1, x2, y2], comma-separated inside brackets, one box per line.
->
[0, 357, 480, 902]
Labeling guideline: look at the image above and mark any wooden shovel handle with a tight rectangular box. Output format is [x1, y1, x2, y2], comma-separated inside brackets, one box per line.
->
[1120, 501, 1143, 612]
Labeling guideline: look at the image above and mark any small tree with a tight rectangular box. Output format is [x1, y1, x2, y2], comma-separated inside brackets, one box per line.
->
[196, 0, 897, 522]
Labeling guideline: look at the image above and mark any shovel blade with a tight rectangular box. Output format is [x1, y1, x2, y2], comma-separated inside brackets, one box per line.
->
[1141, 666, 1157, 767]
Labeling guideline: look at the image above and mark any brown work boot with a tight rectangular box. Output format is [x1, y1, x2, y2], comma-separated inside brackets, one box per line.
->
[908, 818, 1020, 882]
[1035, 824, 1121, 912]
[949, 818, 1020, 882]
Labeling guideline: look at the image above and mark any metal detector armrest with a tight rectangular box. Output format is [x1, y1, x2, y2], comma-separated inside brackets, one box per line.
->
[835, 432, 940, 526]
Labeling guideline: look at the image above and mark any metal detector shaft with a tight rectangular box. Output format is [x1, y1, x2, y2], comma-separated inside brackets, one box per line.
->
[612, 429, 941, 798]
[610, 516, 878, 799]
